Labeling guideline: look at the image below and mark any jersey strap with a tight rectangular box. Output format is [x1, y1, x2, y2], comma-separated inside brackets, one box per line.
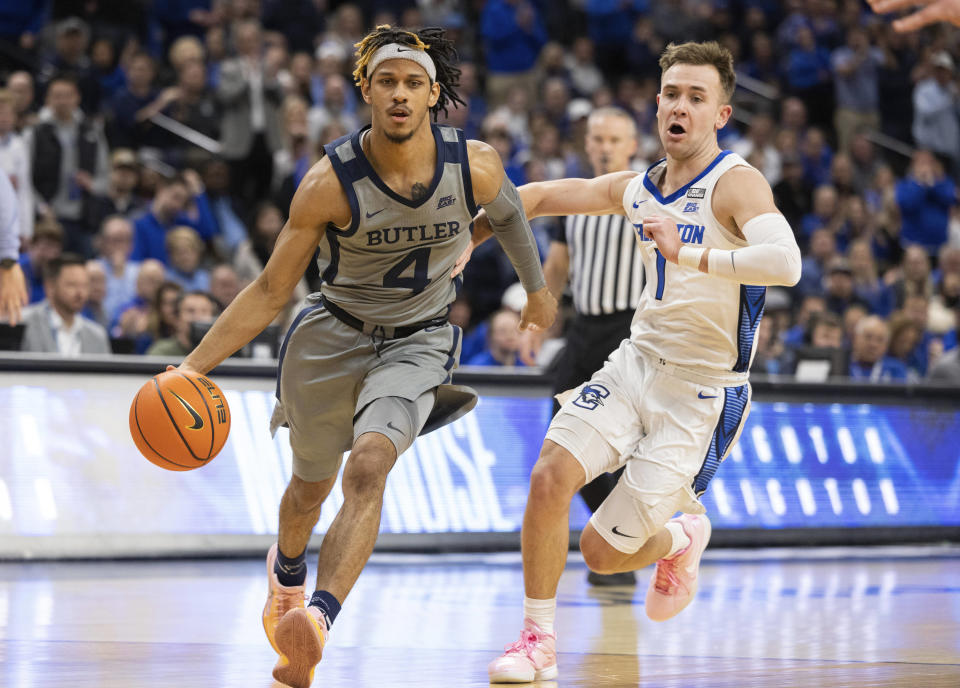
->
[323, 131, 364, 236]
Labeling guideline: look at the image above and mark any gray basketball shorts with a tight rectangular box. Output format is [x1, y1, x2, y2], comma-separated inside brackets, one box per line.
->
[270, 298, 475, 482]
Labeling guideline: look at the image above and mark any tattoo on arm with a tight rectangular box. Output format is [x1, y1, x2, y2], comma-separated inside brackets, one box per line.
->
[411, 182, 429, 202]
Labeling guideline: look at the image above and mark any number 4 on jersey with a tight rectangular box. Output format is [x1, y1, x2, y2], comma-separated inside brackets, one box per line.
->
[384, 247, 431, 295]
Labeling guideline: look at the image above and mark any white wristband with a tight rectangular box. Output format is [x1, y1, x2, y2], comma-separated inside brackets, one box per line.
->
[677, 245, 705, 271]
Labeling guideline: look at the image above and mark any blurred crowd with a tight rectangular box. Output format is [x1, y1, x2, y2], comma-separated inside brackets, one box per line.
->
[0, 0, 958, 382]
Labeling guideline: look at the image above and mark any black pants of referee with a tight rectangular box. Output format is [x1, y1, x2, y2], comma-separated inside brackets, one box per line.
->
[547, 309, 634, 513]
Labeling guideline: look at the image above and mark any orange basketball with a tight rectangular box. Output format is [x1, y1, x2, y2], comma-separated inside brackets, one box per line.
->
[129, 369, 231, 471]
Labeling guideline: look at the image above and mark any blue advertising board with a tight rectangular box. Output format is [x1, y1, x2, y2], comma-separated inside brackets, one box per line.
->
[0, 378, 957, 540]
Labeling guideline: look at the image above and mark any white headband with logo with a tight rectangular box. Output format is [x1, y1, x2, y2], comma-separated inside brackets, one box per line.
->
[366, 42, 436, 82]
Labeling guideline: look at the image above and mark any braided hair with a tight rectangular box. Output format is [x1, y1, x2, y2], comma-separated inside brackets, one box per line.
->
[352, 25, 465, 121]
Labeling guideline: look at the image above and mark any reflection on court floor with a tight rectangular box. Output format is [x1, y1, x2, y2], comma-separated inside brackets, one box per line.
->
[1, 547, 958, 687]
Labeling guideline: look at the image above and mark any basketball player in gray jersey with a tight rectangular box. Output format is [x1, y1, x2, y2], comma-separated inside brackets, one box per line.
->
[175, 26, 556, 688]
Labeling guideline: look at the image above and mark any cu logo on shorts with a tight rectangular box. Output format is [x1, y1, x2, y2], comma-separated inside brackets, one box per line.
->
[574, 383, 610, 410]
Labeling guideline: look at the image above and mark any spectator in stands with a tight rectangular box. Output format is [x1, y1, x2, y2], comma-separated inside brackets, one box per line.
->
[83, 259, 109, 329]
[830, 26, 883, 152]
[829, 151, 856, 200]
[20, 253, 110, 355]
[888, 311, 925, 379]
[796, 228, 837, 296]
[165, 226, 209, 292]
[930, 259, 960, 334]
[567, 37, 604, 98]
[467, 308, 526, 367]
[110, 259, 166, 352]
[146, 290, 219, 357]
[18, 217, 64, 304]
[848, 314, 908, 381]
[95, 215, 139, 326]
[89, 37, 126, 105]
[900, 292, 936, 374]
[84, 149, 143, 233]
[774, 154, 813, 233]
[892, 245, 934, 307]
[849, 238, 895, 316]
[199, 158, 246, 255]
[751, 319, 785, 374]
[131, 173, 215, 264]
[7, 71, 37, 132]
[789, 310, 848, 377]
[32, 75, 109, 258]
[0, 89, 32, 242]
[156, 56, 221, 148]
[895, 150, 957, 256]
[784, 24, 834, 128]
[912, 51, 959, 174]
[848, 132, 882, 194]
[809, 311, 846, 350]
[108, 52, 164, 149]
[0, 4, 44, 72]
[783, 293, 828, 347]
[481, 0, 547, 107]
[209, 263, 240, 310]
[800, 184, 843, 243]
[232, 201, 308, 322]
[307, 73, 359, 144]
[732, 111, 781, 183]
[37, 18, 99, 113]
[928, 345, 960, 382]
[824, 256, 868, 315]
[800, 127, 833, 188]
[151, 0, 221, 53]
[217, 18, 285, 208]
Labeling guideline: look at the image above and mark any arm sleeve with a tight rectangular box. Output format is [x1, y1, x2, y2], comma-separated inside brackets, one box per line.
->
[481, 176, 547, 292]
[0, 172, 21, 260]
[698, 213, 802, 287]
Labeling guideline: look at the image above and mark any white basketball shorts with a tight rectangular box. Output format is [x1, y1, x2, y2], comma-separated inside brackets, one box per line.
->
[545, 339, 751, 554]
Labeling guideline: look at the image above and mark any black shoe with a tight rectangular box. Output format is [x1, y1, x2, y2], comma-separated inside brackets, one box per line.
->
[587, 570, 637, 587]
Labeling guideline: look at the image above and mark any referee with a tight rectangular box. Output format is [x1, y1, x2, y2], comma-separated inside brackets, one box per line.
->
[520, 107, 644, 586]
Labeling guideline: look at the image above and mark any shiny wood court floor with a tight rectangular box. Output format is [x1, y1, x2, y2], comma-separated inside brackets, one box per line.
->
[1, 547, 959, 687]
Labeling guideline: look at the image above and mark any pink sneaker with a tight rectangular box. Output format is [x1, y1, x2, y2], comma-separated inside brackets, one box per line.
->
[645, 513, 712, 622]
[262, 543, 306, 654]
[272, 605, 328, 688]
[488, 619, 557, 683]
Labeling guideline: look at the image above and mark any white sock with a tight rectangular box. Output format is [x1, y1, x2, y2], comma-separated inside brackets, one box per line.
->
[523, 596, 556, 635]
[664, 521, 691, 559]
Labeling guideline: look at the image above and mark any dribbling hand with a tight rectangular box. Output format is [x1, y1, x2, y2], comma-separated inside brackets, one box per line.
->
[519, 286, 557, 332]
[641, 215, 683, 264]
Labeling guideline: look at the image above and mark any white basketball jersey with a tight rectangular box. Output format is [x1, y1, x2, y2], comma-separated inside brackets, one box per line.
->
[622, 150, 765, 385]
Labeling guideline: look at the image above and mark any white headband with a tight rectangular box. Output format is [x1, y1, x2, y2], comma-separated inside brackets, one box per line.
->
[366, 42, 436, 82]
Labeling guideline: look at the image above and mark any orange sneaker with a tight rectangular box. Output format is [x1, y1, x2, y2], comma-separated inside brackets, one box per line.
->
[262, 543, 306, 654]
[272, 605, 328, 688]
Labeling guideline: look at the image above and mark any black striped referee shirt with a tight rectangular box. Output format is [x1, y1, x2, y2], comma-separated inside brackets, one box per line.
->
[555, 214, 645, 316]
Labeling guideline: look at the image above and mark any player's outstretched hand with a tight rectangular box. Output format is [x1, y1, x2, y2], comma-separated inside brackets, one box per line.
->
[642, 215, 683, 264]
[868, 0, 960, 31]
[450, 241, 474, 279]
[519, 286, 557, 332]
[518, 327, 547, 367]
[0, 262, 28, 326]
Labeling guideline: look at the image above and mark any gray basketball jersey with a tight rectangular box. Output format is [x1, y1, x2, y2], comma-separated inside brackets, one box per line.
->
[319, 124, 477, 326]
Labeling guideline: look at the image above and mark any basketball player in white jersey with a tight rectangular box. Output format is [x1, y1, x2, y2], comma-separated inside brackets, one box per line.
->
[482, 41, 802, 682]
